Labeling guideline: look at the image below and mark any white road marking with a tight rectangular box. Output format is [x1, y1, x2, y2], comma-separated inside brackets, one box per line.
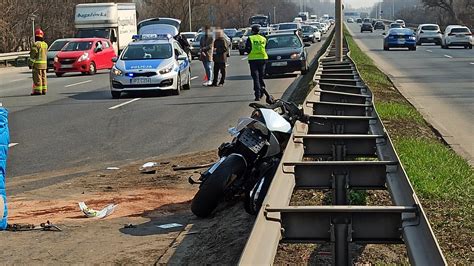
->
[65, 80, 92, 87]
[443, 54, 453, 58]
[10, 78, 27, 83]
[426, 50, 433, 53]
[190, 76, 199, 80]
[8, 143, 18, 148]
[470, 62, 474, 65]
[241, 56, 248, 61]
[108, 98, 141, 110]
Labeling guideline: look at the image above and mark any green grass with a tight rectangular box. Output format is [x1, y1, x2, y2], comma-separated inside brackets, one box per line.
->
[375, 102, 425, 124]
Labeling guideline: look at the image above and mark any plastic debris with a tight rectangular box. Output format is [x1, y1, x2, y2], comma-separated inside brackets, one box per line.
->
[157, 223, 183, 229]
[139, 162, 159, 174]
[78, 202, 117, 218]
[106, 167, 120, 170]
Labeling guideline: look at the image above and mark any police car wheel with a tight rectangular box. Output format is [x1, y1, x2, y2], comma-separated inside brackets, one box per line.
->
[111, 91, 121, 99]
[183, 72, 191, 90]
[173, 75, 181, 95]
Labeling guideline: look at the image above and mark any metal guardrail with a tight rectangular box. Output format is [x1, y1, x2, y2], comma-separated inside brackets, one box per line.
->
[0, 51, 30, 67]
[239, 35, 446, 265]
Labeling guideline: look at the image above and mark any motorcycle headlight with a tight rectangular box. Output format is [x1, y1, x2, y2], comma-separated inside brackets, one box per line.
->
[112, 67, 123, 76]
[290, 53, 301, 60]
[77, 52, 89, 62]
[159, 64, 174, 75]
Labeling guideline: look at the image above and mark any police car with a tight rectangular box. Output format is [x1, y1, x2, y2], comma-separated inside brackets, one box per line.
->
[110, 34, 191, 98]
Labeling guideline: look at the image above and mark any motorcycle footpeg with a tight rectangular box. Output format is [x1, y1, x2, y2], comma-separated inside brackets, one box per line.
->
[188, 175, 202, 185]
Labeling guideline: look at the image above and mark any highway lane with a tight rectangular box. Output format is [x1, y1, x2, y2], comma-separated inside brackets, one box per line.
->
[346, 23, 473, 165]
[0, 35, 328, 178]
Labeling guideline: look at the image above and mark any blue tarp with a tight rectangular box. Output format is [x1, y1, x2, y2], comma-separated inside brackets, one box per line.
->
[0, 107, 9, 230]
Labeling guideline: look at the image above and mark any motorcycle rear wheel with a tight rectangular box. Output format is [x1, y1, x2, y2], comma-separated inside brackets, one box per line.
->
[191, 155, 246, 218]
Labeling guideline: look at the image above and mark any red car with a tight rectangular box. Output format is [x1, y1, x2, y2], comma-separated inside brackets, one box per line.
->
[54, 38, 116, 77]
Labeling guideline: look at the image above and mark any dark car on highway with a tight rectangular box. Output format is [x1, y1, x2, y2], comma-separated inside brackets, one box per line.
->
[374, 21, 385, 30]
[361, 23, 374, 33]
[383, 28, 417, 51]
[265, 32, 309, 76]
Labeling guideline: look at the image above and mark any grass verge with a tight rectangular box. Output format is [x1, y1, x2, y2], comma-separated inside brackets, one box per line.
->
[345, 28, 473, 264]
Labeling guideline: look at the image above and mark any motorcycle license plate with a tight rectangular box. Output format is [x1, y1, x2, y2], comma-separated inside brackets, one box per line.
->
[131, 78, 152, 85]
[239, 129, 266, 154]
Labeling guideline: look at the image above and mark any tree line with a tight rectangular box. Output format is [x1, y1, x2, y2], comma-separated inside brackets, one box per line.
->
[0, 0, 300, 53]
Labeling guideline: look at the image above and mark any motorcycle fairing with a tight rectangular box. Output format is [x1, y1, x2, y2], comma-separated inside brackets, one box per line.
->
[260, 109, 292, 133]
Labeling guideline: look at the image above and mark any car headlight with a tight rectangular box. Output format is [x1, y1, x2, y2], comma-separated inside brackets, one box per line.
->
[112, 67, 123, 76]
[54, 56, 59, 63]
[409, 36, 416, 40]
[77, 52, 89, 62]
[159, 64, 174, 75]
[290, 53, 301, 60]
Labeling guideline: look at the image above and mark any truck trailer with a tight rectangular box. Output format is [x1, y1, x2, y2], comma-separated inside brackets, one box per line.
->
[74, 3, 137, 54]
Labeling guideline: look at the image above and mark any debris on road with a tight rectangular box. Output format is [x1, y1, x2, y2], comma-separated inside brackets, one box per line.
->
[6, 220, 61, 232]
[157, 223, 183, 229]
[106, 167, 120, 170]
[139, 162, 159, 174]
[78, 202, 117, 219]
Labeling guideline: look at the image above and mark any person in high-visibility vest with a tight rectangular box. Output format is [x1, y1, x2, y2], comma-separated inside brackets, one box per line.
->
[29, 29, 48, 96]
[245, 24, 269, 102]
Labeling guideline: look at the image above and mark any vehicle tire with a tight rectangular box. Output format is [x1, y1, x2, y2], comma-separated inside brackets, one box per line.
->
[111, 91, 121, 99]
[183, 72, 191, 90]
[411, 46, 417, 51]
[301, 63, 309, 75]
[416, 40, 421, 46]
[469, 44, 473, 49]
[191, 155, 246, 218]
[88, 62, 96, 75]
[239, 50, 245, 55]
[55, 72, 64, 77]
[383, 46, 389, 51]
[318, 38, 322, 42]
[173, 74, 181, 95]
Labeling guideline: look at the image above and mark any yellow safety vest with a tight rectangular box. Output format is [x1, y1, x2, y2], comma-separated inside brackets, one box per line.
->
[248, 34, 268, 60]
[29, 41, 48, 70]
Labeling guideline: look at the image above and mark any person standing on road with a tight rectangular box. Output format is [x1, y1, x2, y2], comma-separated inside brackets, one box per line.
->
[211, 29, 229, 87]
[245, 24, 269, 101]
[28, 29, 48, 96]
[199, 26, 214, 86]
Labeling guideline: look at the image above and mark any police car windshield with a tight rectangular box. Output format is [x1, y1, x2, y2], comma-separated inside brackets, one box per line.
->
[121, 43, 173, 60]
[63, 41, 93, 51]
[266, 35, 302, 49]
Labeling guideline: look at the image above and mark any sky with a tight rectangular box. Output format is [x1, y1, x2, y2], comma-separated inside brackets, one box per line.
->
[344, 0, 381, 9]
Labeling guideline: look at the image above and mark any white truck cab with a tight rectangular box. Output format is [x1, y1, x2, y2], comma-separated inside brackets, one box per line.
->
[75, 3, 137, 54]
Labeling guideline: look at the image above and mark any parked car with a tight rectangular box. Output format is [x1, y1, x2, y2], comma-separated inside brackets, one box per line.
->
[181, 32, 197, 43]
[232, 31, 243, 49]
[301, 25, 320, 43]
[361, 23, 374, 33]
[390, 23, 403, 29]
[383, 28, 417, 51]
[374, 21, 385, 30]
[110, 34, 191, 98]
[416, 24, 442, 45]
[347, 18, 354, 23]
[54, 38, 116, 77]
[238, 28, 252, 55]
[441, 25, 473, 49]
[190, 31, 232, 58]
[47, 38, 75, 71]
[265, 32, 309, 76]
[395, 19, 406, 28]
[223, 28, 238, 40]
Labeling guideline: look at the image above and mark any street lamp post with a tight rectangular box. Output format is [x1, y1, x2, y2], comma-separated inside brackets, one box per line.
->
[335, 0, 343, 62]
[273, 6, 276, 24]
[188, 0, 192, 32]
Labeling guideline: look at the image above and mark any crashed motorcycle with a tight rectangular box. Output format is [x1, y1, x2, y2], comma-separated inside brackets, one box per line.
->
[189, 99, 307, 217]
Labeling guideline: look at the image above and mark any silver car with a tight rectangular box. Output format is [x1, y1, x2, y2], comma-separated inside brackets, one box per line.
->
[110, 34, 191, 98]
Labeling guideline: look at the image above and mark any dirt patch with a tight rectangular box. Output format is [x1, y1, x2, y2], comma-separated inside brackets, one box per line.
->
[382, 118, 437, 140]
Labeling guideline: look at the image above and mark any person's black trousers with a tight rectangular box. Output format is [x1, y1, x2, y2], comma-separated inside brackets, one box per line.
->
[249, 60, 266, 99]
[212, 62, 226, 85]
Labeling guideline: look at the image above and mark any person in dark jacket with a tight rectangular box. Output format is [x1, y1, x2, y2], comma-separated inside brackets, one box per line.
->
[211, 30, 229, 86]
[199, 26, 214, 86]
[175, 32, 190, 58]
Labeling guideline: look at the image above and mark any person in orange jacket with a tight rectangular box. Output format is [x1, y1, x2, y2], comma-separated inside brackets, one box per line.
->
[28, 29, 48, 95]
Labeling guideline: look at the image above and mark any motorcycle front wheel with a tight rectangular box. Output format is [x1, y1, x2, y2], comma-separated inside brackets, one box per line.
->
[191, 154, 246, 218]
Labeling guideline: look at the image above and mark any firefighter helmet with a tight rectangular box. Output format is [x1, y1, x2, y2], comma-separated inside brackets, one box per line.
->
[35, 29, 44, 38]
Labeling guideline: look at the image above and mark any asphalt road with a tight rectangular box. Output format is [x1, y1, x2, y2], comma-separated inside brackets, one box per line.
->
[346, 23, 473, 165]
[0, 35, 328, 178]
